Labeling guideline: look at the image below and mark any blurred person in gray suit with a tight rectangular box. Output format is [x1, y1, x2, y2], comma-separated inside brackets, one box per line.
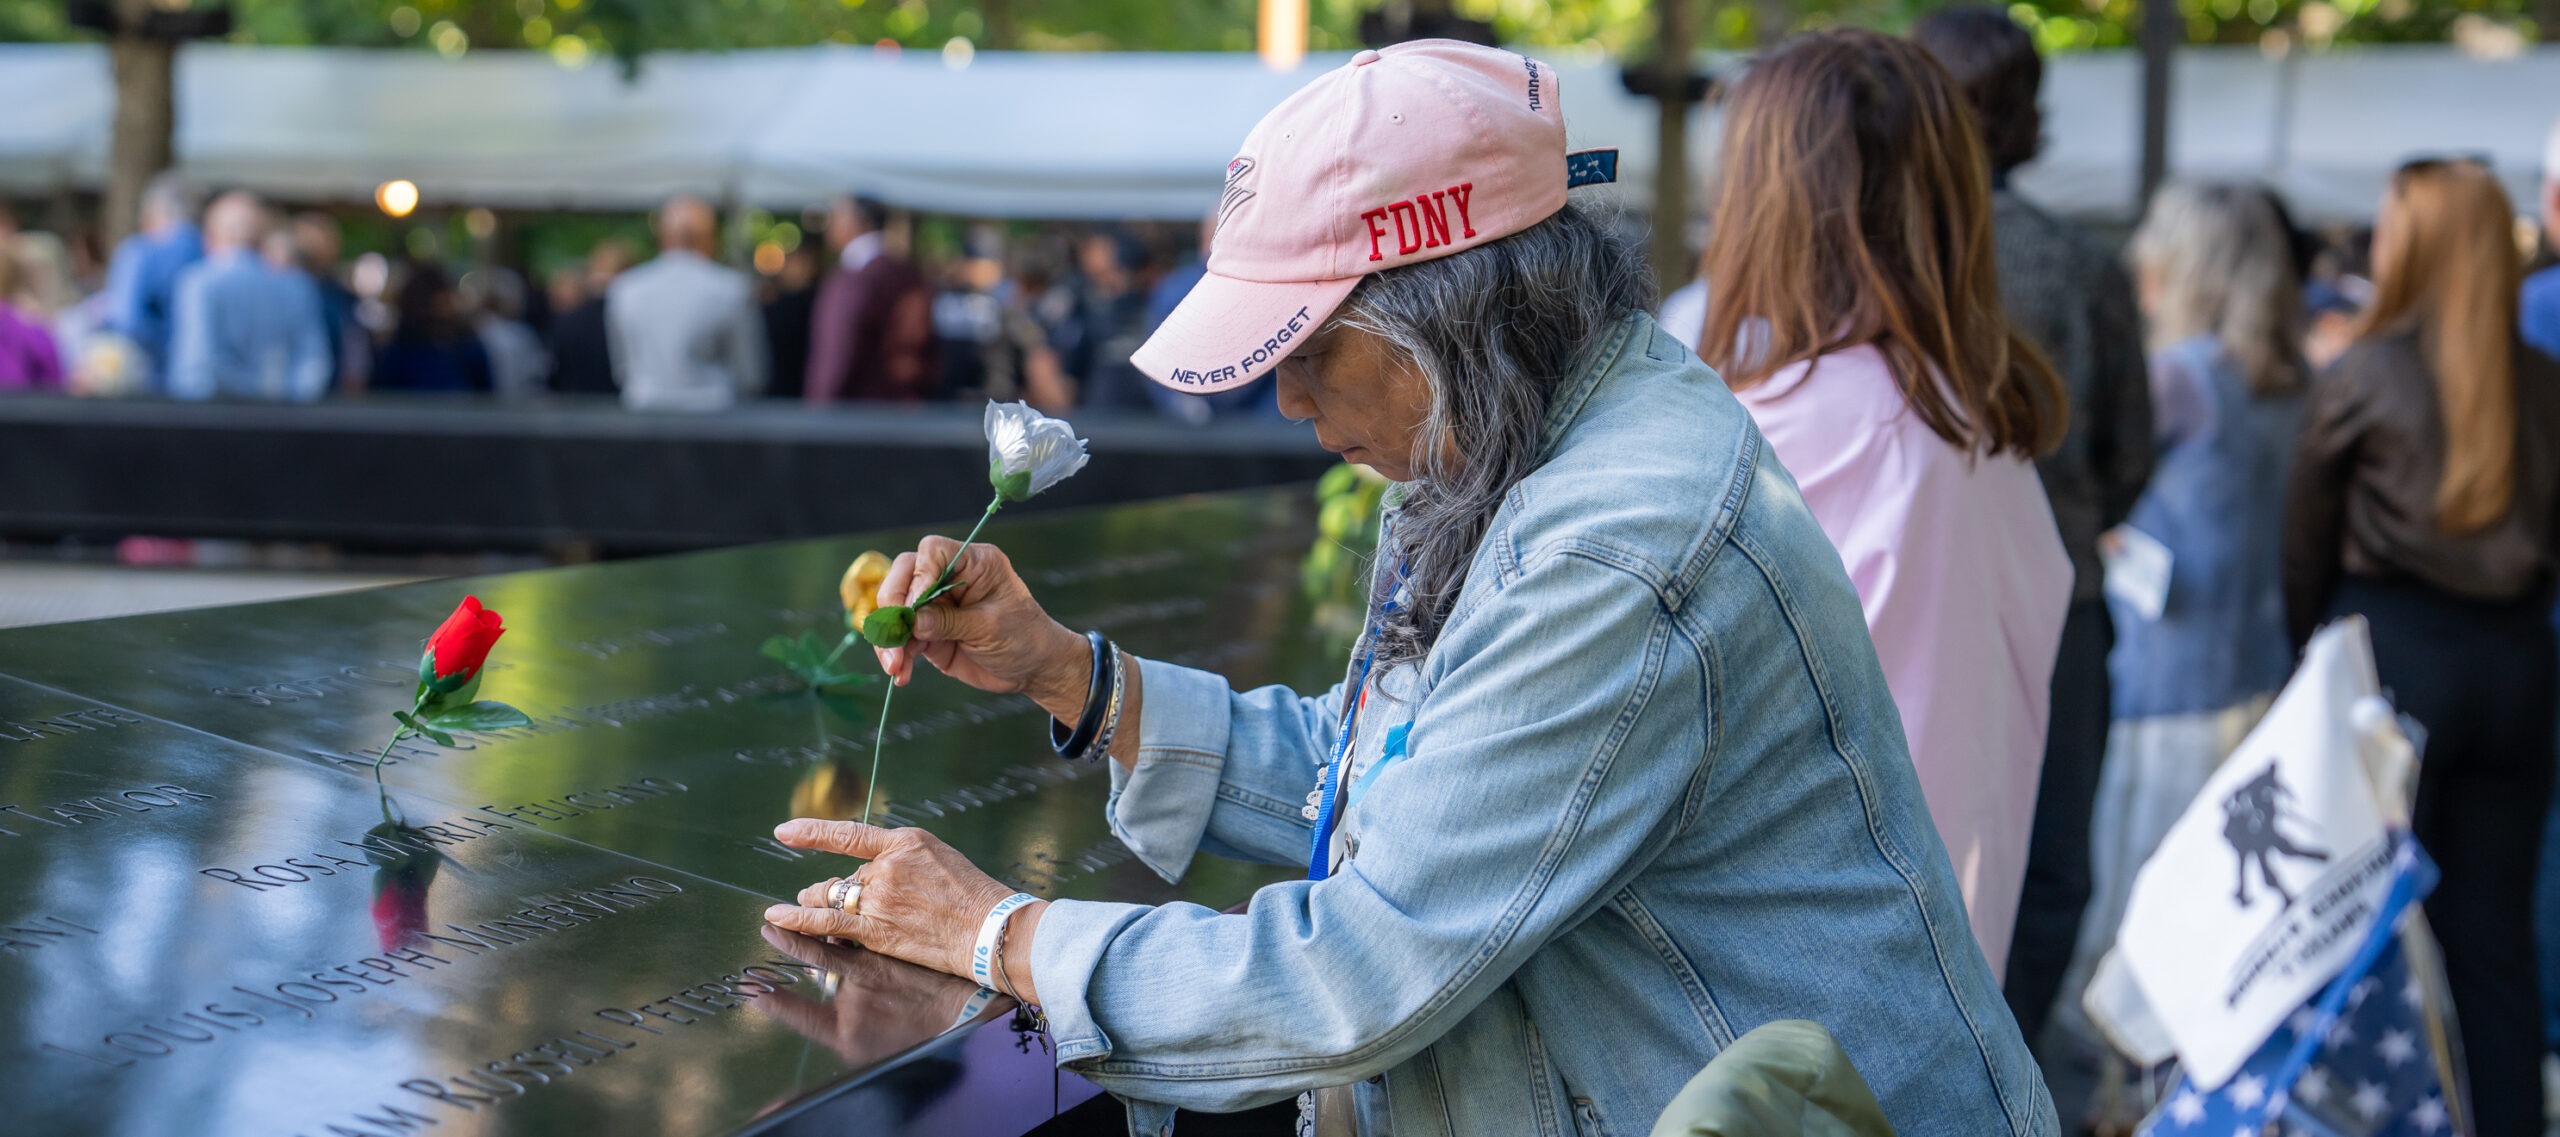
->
[606, 195, 765, 412]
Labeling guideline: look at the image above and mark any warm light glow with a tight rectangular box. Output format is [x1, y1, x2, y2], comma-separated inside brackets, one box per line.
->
[550, 34, 591, 68]
[942, 35, 975, 69]
[1258, 0, 1307, 71]
[753, 241, 787, 275]
[375, 179, 420, 218]
[465, 208, 498, 240]
[873, 38, 903, 59]
[429, 19, 469, 58]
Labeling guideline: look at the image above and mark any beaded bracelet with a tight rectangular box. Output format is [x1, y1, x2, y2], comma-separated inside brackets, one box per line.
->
[1087, 646, 1127, 761]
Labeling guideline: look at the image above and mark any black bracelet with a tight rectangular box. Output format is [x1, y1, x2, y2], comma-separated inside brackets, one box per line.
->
[1051, 630, 1111, 760]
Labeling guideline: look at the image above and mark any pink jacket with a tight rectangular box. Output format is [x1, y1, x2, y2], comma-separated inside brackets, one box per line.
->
[1735, 344, 2070, 976]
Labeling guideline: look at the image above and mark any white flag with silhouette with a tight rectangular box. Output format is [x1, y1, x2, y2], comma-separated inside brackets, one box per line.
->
[2115, 618, 2408, 1087]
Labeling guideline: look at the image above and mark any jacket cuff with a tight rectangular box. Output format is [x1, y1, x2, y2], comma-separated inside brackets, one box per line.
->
[1102, 658, 1234, 882]
[1027, 896, 1149, 1066]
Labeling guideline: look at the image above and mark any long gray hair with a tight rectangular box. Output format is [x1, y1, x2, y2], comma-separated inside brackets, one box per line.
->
[2128, 181, 2305, 396]
[1329, 201, 1653, 670]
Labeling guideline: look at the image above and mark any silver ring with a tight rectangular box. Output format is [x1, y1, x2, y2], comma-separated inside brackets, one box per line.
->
[828, 876, 864, 914]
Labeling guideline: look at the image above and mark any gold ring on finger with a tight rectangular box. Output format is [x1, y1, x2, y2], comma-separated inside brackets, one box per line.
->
[829, 876, 864, 914]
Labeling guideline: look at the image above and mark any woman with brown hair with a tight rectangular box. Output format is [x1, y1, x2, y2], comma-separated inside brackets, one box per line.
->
[1675, 28, 2072, 976]
[2282, 157, 2560, 1134]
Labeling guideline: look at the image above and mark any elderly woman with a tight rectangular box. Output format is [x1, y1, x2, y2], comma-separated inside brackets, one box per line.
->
[763, 40, 2051, 1137]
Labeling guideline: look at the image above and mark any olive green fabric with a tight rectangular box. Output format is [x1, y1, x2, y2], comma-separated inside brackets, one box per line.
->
[1648, 1020, 1897, 1137]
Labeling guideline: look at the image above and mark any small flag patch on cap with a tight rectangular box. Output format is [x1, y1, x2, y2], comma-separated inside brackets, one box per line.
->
[1566, 149, 1620, 188]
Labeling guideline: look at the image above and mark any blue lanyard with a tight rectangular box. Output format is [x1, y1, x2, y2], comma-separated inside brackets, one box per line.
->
[1307, 565, 1404, 882]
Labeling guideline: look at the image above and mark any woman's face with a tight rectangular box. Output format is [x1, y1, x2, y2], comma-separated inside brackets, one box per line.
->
[1273, 323, 1438, 482]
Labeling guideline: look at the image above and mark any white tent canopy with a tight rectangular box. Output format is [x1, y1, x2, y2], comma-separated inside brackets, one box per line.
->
[0, 41, 2551, 222]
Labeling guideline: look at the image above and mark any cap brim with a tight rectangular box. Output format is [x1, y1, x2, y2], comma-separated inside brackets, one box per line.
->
[1131, 270, 1360, 395]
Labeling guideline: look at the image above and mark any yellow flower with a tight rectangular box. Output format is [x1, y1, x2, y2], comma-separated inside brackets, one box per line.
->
[840, 551, 892, 629]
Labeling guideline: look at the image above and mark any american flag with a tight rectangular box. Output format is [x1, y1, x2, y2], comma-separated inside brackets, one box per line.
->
[2141, 838, 2466, 1137]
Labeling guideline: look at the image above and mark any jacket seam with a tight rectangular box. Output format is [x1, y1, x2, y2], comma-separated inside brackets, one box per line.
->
[1523, 1014, 1567, 1137]
[1609, 889, 1736, 1047]
[1214, 782, 1305, 826]
[1424, 1044, 1458, 1137]
[1663, 410, 1760, 607]
[1674, 615, 1720, 833]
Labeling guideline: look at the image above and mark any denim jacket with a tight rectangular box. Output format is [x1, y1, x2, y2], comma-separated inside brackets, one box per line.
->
[1029, 314, 2056, 1137]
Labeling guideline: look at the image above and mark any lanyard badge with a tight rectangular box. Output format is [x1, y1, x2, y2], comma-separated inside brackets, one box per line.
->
[1306, 561, 1405, 882]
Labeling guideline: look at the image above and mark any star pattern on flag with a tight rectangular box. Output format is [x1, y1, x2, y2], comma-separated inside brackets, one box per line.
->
[2139, 908, 2456, 1137]
[2409, 1094, 2448, 1134]
[2293, 1067, 2331, 1107]
[2169, 1090, 2208, 1125]
[2375, 1029, 2416, 1067]
[2351, 1080, 2391, 1121]
[2227, 1074, 2267, 1110]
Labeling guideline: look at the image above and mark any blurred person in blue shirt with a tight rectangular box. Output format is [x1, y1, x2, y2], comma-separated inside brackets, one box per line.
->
[166, 192, 330, 402]
[1141, 215, 1280, 424]
[101, 172, 204, 385]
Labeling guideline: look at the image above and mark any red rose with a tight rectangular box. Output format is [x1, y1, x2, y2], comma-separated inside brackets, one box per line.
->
[425, 596, 506, 682]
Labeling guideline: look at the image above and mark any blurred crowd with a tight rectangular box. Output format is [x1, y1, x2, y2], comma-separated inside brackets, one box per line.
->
[0, 184, 1278, 423]
[1765, 12, 2560, 1134]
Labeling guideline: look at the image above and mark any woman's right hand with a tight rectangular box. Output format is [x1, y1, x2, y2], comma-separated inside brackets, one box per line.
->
[874, 537, 1092, 721]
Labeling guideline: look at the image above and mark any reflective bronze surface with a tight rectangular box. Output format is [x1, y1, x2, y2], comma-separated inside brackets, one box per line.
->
[0, 489, 1346, 1135]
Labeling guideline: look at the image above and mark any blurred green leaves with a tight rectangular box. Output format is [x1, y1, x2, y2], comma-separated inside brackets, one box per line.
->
[1300, 462, 1389, 660]
[1, 0, 2537, 77]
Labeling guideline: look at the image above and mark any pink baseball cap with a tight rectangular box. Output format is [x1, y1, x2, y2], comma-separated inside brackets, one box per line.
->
[1134, 39, 1610, 394]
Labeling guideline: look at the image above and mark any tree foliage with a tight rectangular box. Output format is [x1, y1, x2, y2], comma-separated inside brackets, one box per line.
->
[0, 0, 2544, 64]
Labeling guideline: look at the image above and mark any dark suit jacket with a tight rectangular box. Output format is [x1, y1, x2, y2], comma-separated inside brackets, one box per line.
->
[548, 298, 617, 396]
[762, 286, 816, 401]
[805, 255, 936, 403]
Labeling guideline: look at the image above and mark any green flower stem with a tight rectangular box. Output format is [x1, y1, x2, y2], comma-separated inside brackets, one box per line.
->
[370, 727, 412, 792]
[863, 681, 894, 826]
[921, 494, 1006, 603]
[862, 491, 1004, 827]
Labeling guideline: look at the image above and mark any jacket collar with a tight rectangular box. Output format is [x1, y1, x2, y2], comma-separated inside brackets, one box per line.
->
[1536, 313, 1645, 460]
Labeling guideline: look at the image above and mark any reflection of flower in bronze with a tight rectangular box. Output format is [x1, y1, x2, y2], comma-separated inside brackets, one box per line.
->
[790, 761, 871, 820]
[365, 817, 443, 952]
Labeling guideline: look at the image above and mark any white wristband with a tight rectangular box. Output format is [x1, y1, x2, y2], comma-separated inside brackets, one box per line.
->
[949, 984, 997, 1031]
[970, 892, 1039, 990]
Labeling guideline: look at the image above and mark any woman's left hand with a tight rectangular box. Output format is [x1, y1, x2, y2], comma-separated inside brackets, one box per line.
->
[763, 819, 1020, 982]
